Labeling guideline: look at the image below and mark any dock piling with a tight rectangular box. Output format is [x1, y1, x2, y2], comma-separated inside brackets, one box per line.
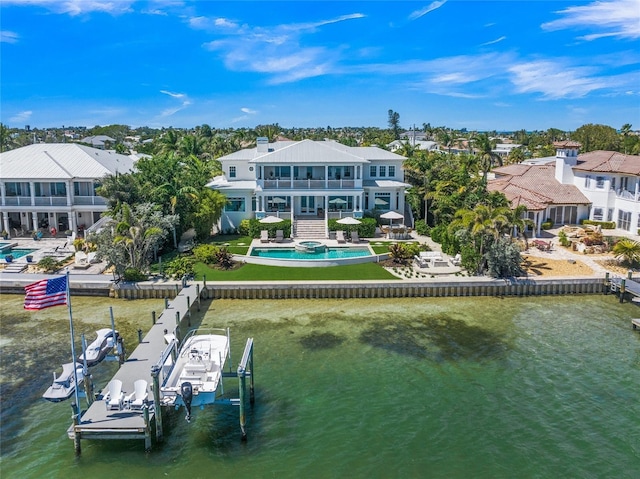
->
[620, 279, 626, 303]
[72, 403, 81, 455]
[152, 311, 156, 325]
[143, 402, 152, 452]
[151, 365, 163, 443]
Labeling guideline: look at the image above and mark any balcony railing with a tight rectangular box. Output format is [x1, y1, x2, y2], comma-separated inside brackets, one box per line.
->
[74, 196, 107, 206]
[2, 196, 31, 206]
[616, 189, 640, 202]
[34, 197, 69, 206]
[259, 179, 360, 190]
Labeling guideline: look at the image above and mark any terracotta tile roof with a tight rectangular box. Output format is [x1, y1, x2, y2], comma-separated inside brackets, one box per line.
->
[488, 163, 590, 211]
[573, 150, 640, 175]
[553, 140, 582, 148]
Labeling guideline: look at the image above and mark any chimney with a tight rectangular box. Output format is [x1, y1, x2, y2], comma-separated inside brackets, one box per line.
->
[256, 137, 269, 153]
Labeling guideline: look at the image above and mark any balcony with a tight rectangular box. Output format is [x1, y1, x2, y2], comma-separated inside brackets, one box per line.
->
[259, 179, 360, 190]
[74, 196, 107, 206]
[3, 196, 31, 206]
[616, 189, 640, 202]
[34, 197, 68, 206]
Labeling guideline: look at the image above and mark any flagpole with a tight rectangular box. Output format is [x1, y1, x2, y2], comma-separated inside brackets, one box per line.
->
[66, 271, 81, 422]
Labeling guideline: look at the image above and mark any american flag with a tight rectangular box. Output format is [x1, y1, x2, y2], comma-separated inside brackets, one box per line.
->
[24, 275, 68, 310]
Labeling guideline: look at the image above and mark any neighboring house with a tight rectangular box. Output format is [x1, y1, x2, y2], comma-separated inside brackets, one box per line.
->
[492, 143, 522, 158]
[80, 135, 116, 149]
[208, 138, 410, 236]
[0, 144, 135, 237]
[388, 139, 439, 152]
[489, 141, 640, 236]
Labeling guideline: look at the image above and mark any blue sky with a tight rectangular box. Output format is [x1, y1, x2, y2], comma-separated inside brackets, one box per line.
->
[1, 0, 639, 131]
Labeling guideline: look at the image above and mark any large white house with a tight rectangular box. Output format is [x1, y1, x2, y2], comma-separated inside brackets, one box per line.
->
[208, 138, 410, 236]
[0, 143, 136, 238]
[489, 141, 640, 236]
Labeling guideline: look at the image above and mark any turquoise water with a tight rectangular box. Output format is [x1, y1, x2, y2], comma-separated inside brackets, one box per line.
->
[1, 294, 639, 478]
[4, 248, 37, 260]
[251, 246, 371, 260]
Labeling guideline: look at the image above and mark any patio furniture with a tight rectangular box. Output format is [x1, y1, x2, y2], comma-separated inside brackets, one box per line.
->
[351, 231, 360, 243]
[275, 230, 284, 243]
[336, 230, 346, 244]
[125, 379, 148, 410]
[451, 253, 462, 266]
[260, 230, 269, 243]
[414, 255, 429, 268]
[104, 379, 124, 410]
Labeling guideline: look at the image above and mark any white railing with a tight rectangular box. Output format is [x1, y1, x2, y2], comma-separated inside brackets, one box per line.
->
[74, 196, 107, 205]
[259, 179, 360, 190]
[2, 196, 31, 206]
[616, 190, 639, 202]
[34, 197, 68, 206]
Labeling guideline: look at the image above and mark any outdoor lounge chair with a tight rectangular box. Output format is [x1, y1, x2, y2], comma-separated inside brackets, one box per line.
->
[414, 255, 429, 268]
[125, 379, 148, 410]
[104, 379, 124, 410]
[260, 230, 269, 243]
[451, 253, 462, 266]
[275, 230, 284, 243]
[350, 231, 360, 243]
[336, 230, 346, 244]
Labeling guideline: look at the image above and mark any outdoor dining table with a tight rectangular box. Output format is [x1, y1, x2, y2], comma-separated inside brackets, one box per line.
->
[386, 225, 409, 240]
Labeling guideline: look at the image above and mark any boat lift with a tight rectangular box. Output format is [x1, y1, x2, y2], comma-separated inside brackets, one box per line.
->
[152, 333, 255, 440]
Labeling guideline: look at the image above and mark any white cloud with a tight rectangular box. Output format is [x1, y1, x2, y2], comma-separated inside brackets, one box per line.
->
[508, 60, 608, 99]
[541, 0, 640, 40]
[199, 13, 364, 83]
[2, 0, 134, 15]
[241, 108, 257, 115]
[10, 110, 32, 123]
[408, 1, 447, 21]
[0, 31, 19, 43]
[160, 90, 186, 99]
[480, 36, 506, 46]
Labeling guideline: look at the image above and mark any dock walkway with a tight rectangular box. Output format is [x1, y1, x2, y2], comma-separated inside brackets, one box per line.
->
[72, 282, 203, 442]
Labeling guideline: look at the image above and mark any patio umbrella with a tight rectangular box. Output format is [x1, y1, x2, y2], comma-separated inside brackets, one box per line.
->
[329, 198, 348, 205]
[336, 217, 361, 225]
[270, 197, 287, 204]
[374, 198, 388, 206]
[259, 215, 284, 224]
[380, 210, 404, 226]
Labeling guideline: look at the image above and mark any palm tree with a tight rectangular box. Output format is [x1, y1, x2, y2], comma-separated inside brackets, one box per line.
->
[613, 239, 640, 266]
[472, 133, 502, 182]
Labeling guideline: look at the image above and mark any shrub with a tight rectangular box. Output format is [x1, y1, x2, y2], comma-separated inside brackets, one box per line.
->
[123, 268, 148, 282]
[164, 256, 195, 279]
[238, 219, 251, 237]
[558, 230, 571, 247]
[73, 238, 85, 251]
[215, 247, 235, 270]
[37, 256, 60, 273]
[541, 219, 553, 230]
[414, 220, 430, 236]
[581, 219, 616, 229]
[193, 244, 219, 265]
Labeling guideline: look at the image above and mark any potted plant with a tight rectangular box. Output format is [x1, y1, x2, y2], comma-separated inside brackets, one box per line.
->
[26, 255, 33, 263]
[1, 230, 8, 240]
[4, 254, 13, 263]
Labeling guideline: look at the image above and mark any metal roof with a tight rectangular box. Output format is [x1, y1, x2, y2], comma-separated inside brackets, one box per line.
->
[0, 144, 135, 180]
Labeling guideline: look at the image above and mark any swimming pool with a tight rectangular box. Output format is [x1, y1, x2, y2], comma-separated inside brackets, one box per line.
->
[250, 246, 372, 260]
[3, 248, 37, 260]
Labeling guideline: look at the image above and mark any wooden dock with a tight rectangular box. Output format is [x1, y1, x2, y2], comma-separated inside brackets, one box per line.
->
[608, 276, 640, 302]
[70, 282, 205, 449]
[632, 318, 640, 330]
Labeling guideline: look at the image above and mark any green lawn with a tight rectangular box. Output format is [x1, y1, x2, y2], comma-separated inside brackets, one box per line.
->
[193, 261, 398, 281]
[155, 234, 399, 281]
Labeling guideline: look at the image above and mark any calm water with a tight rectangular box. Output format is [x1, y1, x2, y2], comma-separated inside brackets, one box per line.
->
[1, 293, 639, 478]
[250, 246, 371, 260]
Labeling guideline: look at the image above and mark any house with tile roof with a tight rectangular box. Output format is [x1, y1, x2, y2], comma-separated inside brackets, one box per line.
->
[208, 138, 410, 237]
[489, 141, 640, 236]
[0, 144, 135, 238]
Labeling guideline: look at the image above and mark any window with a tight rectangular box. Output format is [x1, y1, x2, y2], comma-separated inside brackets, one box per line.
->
[373, 193, 390, 210]
[596, 177, 605, 189]
[370, 165, 377, 177]
[607, 209, 614, 222]
[610, 177, 616, 190]
[229, 166, 236, 178]
[618, 210, 631, 231]
[224, 197, 245, 212]
[592, 208, 603, 221]
[585, 175, 592, 188]
[379, 166, 386, 177]
[388, 165, 396, 177]
[51, 182, 66, 196]
[5, 182, 29, 196]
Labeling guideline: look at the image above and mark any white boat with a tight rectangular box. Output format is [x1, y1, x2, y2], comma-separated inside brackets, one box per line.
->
[161, 328, 230, 421]
[78, 328, 118, 367]
[42, 362, 85, 402]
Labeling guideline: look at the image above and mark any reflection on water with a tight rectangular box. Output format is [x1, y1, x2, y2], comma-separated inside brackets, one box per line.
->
[1, 294, 639, 479]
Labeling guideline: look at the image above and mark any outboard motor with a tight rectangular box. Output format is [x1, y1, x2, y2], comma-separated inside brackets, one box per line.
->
[181, 382, 193, 422]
